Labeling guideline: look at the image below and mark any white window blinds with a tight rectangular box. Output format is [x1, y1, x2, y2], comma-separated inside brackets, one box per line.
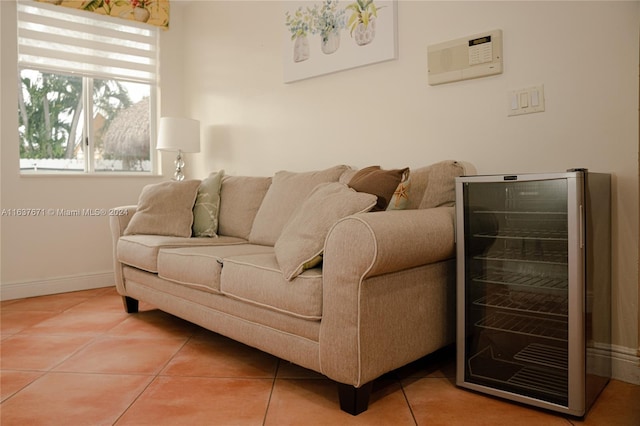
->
[17, 1, 158, 84]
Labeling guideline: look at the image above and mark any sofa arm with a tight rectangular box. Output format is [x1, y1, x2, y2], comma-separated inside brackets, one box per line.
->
[326, 207, 455, 279]
[109, 205, 137, 237]
[109, 205, 137, 293]
[319, 207, 455, 386]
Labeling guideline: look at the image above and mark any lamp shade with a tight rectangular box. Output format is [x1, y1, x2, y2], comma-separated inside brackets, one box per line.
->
[156, 117, 200, 153]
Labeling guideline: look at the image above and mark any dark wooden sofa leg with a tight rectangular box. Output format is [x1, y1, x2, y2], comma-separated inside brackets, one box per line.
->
[337, 381, 373, 415]
[122, 296, 139, 313]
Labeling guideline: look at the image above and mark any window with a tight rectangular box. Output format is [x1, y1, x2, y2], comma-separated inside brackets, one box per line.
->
[17, 1, 159, 174]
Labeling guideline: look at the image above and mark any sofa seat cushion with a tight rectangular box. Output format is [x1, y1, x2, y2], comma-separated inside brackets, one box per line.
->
[221, 253, 323, 320]
[117, 235, 247, 273]
[157, 244, 275, 293]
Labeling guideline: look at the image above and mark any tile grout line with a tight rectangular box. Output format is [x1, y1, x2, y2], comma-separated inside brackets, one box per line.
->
[153, 329, 194, 377]
[0, 292, 98, 404]
[398, 376, 419, 426]
[110, 332, 195, 425]
[110, 374, 159, 426]
[0, 370, 47, 405]
[262, 359, 281, 426]
[0, 302, 126, 408]
[1, 291, 160, 425]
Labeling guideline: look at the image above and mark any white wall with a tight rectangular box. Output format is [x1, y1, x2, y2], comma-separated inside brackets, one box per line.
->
[178, 1, 639, 378]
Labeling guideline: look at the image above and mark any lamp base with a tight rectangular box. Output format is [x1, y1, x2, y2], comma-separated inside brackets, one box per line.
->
[173, 150, 185, 181]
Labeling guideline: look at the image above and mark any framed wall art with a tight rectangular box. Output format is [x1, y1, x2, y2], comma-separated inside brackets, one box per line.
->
[282, 0, 397, 83]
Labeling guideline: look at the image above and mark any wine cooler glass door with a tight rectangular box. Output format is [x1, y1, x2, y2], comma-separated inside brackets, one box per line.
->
[460, 178, 571, 407]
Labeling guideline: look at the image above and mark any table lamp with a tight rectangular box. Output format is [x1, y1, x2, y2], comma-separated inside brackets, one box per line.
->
[157, 117, 200, 181]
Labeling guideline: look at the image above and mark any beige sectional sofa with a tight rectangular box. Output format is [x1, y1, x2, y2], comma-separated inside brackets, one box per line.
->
[110, 160, 474, 415]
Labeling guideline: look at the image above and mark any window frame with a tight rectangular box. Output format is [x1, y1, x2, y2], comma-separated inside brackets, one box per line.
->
[16, 1, 159, 176]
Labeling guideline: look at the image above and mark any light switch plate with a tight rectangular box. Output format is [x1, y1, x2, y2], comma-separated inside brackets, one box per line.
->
[508, 85, 545, 116]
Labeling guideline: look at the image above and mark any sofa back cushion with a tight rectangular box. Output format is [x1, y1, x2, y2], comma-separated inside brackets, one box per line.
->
[420, 160, 475, 209]
[248, 165, 349, 246]
[218, 175, 272, 239]
[408, 160, 470, 210]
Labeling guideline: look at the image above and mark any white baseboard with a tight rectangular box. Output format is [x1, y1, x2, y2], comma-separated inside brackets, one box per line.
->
[611, 344, 640, 385]
[0, 271, 114, 301]
[590, 342, 640, 385]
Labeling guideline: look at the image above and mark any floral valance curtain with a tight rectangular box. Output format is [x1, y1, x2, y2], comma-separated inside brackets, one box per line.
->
[34, 0, 169, 29]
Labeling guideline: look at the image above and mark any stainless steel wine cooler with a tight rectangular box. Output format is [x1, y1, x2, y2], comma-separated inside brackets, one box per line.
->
[455, 170, 611, 416]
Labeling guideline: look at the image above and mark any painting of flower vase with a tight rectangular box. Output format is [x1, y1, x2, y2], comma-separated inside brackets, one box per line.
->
[283, 0, 396, 83]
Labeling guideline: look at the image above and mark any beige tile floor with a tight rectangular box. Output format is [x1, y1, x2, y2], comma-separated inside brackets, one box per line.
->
[1, 287, 638, 425]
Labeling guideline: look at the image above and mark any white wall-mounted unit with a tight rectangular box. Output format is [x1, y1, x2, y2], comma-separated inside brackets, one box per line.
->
[428, 29, 503, 85]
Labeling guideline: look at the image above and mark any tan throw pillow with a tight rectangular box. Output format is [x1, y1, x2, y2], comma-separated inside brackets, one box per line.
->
[348, 166, 410, 211]
[248, 165, 349, 246]
[124, 180, 201, 237]
[275, 182, 377, 281]
[192, 170, 224, 237]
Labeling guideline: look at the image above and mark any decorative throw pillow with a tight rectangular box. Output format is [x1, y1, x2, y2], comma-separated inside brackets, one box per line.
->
[248, 165, 349, 246]
[419, 160, 466, 209]
[124, 179, 201, 238]
[275, 182, 377, 281]
[192, 170, 225, 237]
[348, 166, 410, 211]
[387, 176, 411, 210]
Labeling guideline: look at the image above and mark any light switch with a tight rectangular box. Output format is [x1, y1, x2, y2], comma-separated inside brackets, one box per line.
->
[508, 84, 545, 117]
[511, 94, 519, 110]
[531, 90, 540, 106]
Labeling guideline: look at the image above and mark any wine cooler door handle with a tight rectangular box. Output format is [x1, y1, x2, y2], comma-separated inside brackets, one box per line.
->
[579, 204, 584, 249]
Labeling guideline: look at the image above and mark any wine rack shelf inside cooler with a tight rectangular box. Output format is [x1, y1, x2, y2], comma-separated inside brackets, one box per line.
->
[474, 228, 567, 241]
[472, 270, 568, 292]
[474, 291, 568, 317]
[475, 311, 568, 341]
[513, 343, 568, 370]
[475, 249, 568, 265]
[468, 345, 568, 400]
